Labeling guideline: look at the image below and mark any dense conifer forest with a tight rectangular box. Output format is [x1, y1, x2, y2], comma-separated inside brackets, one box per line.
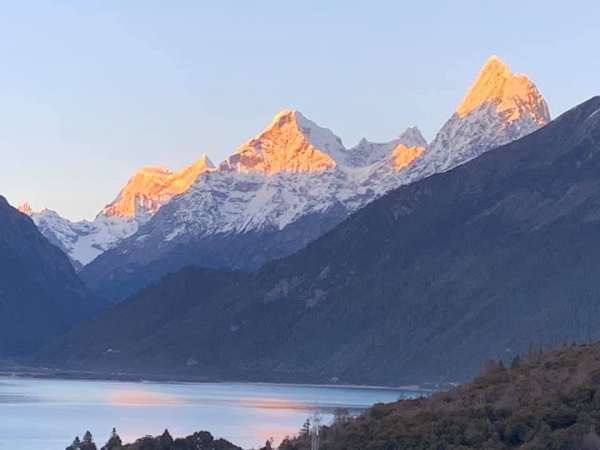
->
[284, 343, 600, 449]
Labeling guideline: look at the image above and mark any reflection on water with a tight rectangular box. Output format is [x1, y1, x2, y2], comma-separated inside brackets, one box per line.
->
[109, 390, 187, 406]
[234, 398, 308, 412]
[0, 378, 414, 450]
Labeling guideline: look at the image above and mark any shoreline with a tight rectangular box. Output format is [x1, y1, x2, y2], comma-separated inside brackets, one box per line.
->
[0, 365, 439, 392]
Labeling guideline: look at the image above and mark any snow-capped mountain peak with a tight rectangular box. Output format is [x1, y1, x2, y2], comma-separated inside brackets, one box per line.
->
[456, 55, 550, 125]
[17, 202, 33, 215]
[18, 203, 52, 217]
[102, 154, 215, 220]
[16, 205, 138, 269]
[397, 126, 428, 148]
[223, 110, 347, 174]
[196, 154, 216, 169]
[426, 56, 551, 172]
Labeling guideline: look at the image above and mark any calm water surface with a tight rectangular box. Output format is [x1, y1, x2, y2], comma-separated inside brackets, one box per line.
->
[0, 378, 413, 449]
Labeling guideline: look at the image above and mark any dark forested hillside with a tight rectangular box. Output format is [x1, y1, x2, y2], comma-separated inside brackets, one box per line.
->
[36, 97, 600, 385]
[284, 343, 600, 450]
[39, 266, 248, 376]
[0, 197, 105, 356]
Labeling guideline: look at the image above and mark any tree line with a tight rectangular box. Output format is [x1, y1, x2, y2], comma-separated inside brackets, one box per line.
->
[65, 428, 241, 450]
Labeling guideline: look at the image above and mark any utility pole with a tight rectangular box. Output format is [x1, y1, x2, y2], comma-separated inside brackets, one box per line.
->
[310, 412, 321, 450]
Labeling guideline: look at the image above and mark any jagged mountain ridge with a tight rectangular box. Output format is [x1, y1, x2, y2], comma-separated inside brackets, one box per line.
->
[35, 96, 600, 385]
[78, 120, 428, 302]
[347, 126, 426, 167]
[0, 197, 105, 356]
[20, 155, 216, 268]
[102, 154, 215, 219]
[24, 56, 549, 303]
[20, 112, 426, 269]
[20, 207, 138, 270]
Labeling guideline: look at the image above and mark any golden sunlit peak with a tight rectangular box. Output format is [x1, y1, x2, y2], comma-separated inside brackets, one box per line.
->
[263, 109, 304, 132]
[231, 109, 345, 175]
[17, 202, 33, 215]
[17, 203, 52, 216]
[102, 155, 215, 219]
[484, 55, 504, 68]
[455, 56, 550, 125]
[272, 109, 295, 120]
[266, 109, 324, 130]
[480, 55, 513, 78]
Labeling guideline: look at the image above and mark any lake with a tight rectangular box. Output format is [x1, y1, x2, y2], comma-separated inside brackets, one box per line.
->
[0, 378, 415, 449]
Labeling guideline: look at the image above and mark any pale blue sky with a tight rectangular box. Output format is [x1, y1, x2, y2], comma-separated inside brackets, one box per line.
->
[1, 1, 598, 220]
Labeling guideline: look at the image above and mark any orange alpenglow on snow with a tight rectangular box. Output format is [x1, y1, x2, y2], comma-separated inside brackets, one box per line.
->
[391, 145, 426, 172]
[102, 154, 215, 218]
[17, 202, 33, 215]
[232, 110, 342, 175]
[456, 55, 550, 125]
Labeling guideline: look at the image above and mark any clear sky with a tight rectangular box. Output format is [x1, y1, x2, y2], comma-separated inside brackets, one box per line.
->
[1, 1, 598, 220]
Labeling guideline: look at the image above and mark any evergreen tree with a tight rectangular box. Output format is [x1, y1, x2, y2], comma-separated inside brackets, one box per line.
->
[81, 431, 97, 450]
[66, 436, 81, 450]
[102, 428, 122, 450]
[159, 429, 173, 449]
[260, 438, 275, 450]
[300, 418, 311, 437]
